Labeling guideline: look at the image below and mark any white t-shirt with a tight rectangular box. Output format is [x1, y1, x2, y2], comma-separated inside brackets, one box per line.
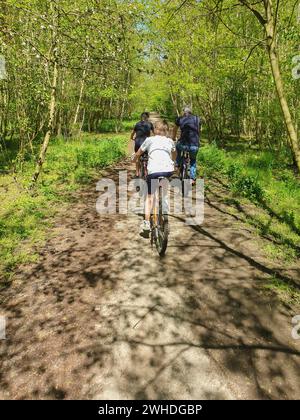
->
[140, 135, 176, 175]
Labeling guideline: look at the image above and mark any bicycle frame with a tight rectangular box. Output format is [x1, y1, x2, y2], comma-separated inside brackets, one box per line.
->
[180, 150, 190, 180]
[139, 153, 148, 180]
[150, 177, 169, 257]
[179, 150, 191, 196]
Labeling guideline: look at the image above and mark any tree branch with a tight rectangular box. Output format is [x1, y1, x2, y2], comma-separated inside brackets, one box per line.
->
[239, 0, 267, 26]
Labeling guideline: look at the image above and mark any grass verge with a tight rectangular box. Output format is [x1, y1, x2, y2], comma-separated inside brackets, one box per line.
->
[198, 143, 300, 265]
[264, 277, 300, 305]
[0, 133, 128, 286]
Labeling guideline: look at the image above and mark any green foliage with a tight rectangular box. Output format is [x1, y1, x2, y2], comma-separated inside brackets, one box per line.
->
[98, 119, 135, 133]
[73, 168, 93, 184]
[1, 0, 300, 283]
[0, 0, 144, 150]
[245, 152, 276, 171]
[75, 140, 125, 168]
[231, 175, 265, 202]
[198, 142, 300, 262]
[199, 145, 265, 201]
[264, 277, 300, 305]
[198, 144, 227, 174]
[137, 0, 300, 168]
[225, 162, 265, 202]
[227, 163, 243, 182]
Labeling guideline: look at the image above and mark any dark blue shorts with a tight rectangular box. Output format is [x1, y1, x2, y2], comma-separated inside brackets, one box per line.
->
[135, 137, 146, 152]
[146, 172, 173, 195]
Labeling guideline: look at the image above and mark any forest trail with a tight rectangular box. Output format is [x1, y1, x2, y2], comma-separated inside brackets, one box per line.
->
[0, 114, 300, 400]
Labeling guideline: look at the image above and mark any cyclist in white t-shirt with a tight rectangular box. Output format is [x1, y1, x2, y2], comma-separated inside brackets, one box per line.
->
[132, 120, 176, 235]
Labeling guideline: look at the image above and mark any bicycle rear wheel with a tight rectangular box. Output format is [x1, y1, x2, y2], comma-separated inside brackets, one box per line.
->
[181, 159, 190, 196]
[140, 155, 148, 180]
[154, 184, 169, 257]
[140, 160, 144, 179]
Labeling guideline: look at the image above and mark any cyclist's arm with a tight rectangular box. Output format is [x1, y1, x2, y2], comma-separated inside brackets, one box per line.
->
[171, 140, 177, 161]
[130, 129, 136, 141]
[172, 125, 178, 141]
[136, 147, 144, 158]
[132, 147, 143, 162]
[132, 138, 149, 162]
[150, 122, 155, 136]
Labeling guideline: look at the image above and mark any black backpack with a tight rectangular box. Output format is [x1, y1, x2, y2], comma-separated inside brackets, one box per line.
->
[181, 115, 200, 135]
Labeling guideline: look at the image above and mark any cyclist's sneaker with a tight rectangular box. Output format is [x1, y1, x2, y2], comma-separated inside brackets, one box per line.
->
[140, 220, 151, 238]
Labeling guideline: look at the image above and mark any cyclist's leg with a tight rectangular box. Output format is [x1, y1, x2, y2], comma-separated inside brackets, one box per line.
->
[135, 138, 144, 177]
[176, 142, 184, 172]
[141, 152, 148, 179]
[157, 173, 173, 215]
[134, 141, 140, 176]
[136, 162, 140, 178]
[161, 177, 171, 215]
[145, 180, 157, 222]
[142, 174, 159, 234]
[144, 173, 172, 224]
[189, 146, 199, 181]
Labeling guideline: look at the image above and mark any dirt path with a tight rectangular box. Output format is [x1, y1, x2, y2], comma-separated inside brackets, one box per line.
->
[0, 118, 300, 400]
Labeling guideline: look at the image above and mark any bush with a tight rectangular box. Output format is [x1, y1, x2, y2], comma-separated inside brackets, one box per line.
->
[231, 175, 265, 202]
[246, 152, 275, 171]
[198, 144, 227, 174]
[196, 143, 300, 263]
[73, 168, 93, 184]
[226, 163, 243, 182]
[277, 170, 300, 193]
[98, 119, 135, 133]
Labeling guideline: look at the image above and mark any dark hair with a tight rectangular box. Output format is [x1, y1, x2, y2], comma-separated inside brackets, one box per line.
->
[141, 112, 150, 120]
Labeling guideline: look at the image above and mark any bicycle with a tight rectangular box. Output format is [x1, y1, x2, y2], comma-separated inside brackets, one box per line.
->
[179, 149, 191, 196]
[139, 152, 148, 180]
[150, 177, 169, 257]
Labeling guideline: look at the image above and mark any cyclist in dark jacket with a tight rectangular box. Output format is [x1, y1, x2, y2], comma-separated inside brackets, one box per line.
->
[173, 107, 201, 183]
[130, 112, 154, 177]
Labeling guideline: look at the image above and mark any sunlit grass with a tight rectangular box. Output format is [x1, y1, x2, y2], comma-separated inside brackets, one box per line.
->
[97, 119, 135, 133]
[264, 277, 300, 305]
[198, 143, 300, 263]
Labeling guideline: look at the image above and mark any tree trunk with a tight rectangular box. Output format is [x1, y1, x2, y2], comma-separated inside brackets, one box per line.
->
[31, 3, 58, 186]
[170, 87, 180, 116]
[264, 0, 300, 171]
[240, 0, 300, 171]
[31, 58, 58, 186]
[56, 71, 65, 137]
[72, 47, 89, 136]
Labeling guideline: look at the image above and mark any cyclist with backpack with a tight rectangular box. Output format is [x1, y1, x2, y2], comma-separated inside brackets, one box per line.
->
[173, 107, 201, 185]
[130, 112, 155, 178]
